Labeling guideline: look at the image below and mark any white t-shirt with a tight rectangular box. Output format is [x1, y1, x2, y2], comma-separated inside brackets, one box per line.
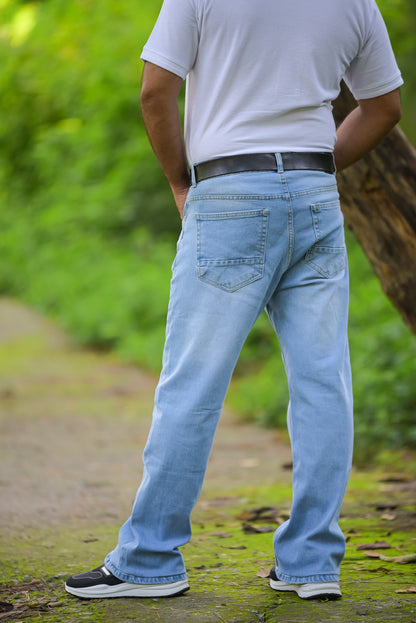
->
[141, 0, 403, 165]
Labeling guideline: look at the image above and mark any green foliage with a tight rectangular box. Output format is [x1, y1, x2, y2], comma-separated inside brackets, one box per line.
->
[0, 210, 175, 370]
[0, 0, 415, 463]
[348, 232, 416, 458]
[378, 0, 416, 140]
[0, 0, 180, 236]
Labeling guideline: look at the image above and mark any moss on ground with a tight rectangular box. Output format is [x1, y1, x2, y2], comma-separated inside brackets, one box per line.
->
[1, 472, 415, 623]
[1, 300, 415, 622]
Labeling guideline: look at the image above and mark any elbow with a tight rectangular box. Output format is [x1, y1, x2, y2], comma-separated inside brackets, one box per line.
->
[140, 82, 173, 115]
[385, 89, 402, 129]
[140, 85, 158, 111]
[386, 97, 402, 128]
[392, 104, 402, 126]
[377, 102, 401, 141]
[385, 105, 401, 136]
[140, 62, 183, 113]
[358, 88, 402, 135]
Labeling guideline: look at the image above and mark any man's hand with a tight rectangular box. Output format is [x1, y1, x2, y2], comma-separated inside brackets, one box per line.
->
[140, 62, 190, 218]
[334, 88, 401, 171]
[172, 184, 190, 219]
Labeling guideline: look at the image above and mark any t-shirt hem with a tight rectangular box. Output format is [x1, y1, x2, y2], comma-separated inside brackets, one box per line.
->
[140, 48, 188, 80]
[352, 74, 403, 100]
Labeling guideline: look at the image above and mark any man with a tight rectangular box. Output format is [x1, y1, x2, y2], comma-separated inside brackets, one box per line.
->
[65, 0, 402, 601]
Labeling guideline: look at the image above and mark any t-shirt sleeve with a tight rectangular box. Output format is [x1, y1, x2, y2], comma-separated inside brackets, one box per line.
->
[343, 3, 403, 100]
[140, 0, 199, 80]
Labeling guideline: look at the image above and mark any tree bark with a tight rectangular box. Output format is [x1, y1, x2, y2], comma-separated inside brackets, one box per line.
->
[333, 82, 416, 335]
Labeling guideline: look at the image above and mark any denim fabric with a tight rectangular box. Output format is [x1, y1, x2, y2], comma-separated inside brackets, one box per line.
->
[106, 158, 353, 585]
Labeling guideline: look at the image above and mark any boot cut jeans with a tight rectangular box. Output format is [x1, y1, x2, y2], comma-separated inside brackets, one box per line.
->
[106, 156, 354, 585]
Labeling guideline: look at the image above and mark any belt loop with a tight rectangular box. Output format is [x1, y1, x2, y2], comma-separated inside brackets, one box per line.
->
[190, 164, 197, 187]
[274, 152, 284, 173]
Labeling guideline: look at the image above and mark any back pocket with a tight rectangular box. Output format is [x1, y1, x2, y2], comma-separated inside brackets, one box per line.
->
[196, 210, 268, 292]
[305, 200, 346, 279]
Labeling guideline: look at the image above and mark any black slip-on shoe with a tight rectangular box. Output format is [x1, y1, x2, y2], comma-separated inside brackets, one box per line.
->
[65, 565, 190, 599]
[269, 567, 341, 600]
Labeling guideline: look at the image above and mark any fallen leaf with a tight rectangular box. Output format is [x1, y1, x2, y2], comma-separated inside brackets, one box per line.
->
[236, 507, 279, 522]
[376, 503, 399, 511]
[363, 551, 382, 558]
[363, 552, 416, 564]
[256, 568, 271, 578]
[45, 601, 63, 608]
[242, 523, 275, 534]
[395, 586, 416, 594]
[357, 541, 391, 551]
[227, 545, 247, 550]
[352, 566, 394, 573]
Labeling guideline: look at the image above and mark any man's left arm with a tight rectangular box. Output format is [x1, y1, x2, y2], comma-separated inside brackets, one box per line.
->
[334, 88, 401, 172]
[140, 62, 190, 218]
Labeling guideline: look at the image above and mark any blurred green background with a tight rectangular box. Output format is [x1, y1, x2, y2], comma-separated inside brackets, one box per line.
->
[0, 0, 415, 462]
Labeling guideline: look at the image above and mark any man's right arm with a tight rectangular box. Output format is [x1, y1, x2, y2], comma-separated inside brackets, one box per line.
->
[334, 88, 401, 172]
[140, 62, 190, 218]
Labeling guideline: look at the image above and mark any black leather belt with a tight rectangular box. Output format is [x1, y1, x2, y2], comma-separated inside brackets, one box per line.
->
[194, 152, 335, 183]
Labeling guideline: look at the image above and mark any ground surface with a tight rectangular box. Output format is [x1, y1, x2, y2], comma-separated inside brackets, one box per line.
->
[0, 297, 415, 622]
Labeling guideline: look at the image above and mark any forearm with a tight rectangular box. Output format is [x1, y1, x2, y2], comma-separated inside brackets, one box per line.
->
[140, 63, 190, 216]
[141, 92, 190, 191]
[334, 88, 401, 172]
[334, 107, 396, 172]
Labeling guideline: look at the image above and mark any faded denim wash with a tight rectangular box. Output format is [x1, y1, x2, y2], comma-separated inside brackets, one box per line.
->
[106, 155, 353, 585]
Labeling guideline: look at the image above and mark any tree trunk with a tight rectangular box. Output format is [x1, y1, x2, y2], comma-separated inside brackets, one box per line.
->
[333, 82, 416, 335]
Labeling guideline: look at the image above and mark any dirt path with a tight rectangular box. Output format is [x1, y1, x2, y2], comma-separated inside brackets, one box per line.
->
[0, 298, 292, 531]
[1, 298, 415, 623]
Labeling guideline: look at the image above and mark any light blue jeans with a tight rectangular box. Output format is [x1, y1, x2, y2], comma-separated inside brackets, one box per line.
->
[106, 154, 353, 585]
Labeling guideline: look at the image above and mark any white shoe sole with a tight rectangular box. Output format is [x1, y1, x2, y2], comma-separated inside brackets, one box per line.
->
[65, 578, 190, 599]
[270, 579, 341, 600]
